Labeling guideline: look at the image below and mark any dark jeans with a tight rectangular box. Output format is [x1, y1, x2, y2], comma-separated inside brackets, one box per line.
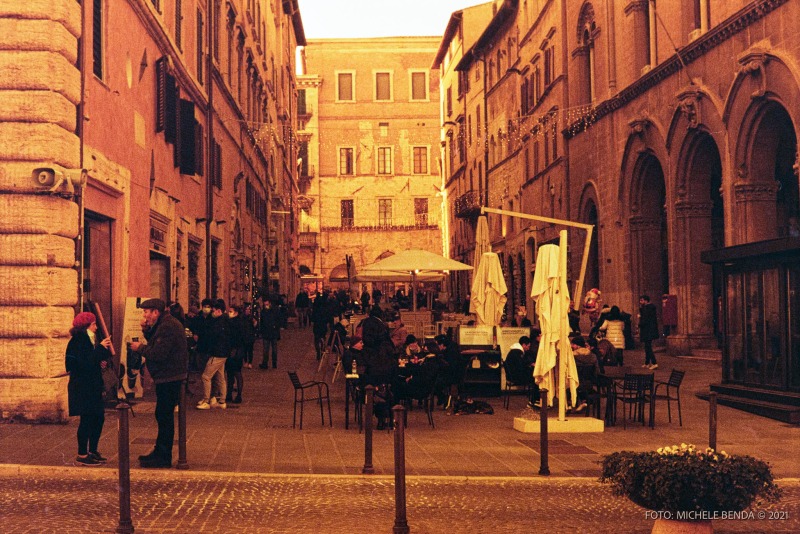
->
[644, 340, 657, 365]
[154, 380, 182, 460]
[77, 412, 105, 455]
[243, 343, 254, 364]
[263, 338, 278, 368]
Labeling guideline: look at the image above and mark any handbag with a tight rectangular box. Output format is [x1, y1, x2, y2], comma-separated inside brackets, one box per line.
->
[101, 363, 119, 402]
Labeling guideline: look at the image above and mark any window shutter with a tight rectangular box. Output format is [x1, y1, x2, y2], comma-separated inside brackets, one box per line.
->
[195, 121, 204, 176]
[177, 99, 196, 175]
[214, 141, 222, 188]
[165, 72, 178, 143]
[155, 57, 166, 132]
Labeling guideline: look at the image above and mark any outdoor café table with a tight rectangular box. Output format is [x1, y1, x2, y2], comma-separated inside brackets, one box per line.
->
[597, 366, 656, 428]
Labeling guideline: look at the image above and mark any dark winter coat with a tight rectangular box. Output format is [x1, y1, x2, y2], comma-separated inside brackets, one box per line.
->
[639, 302, 660, 342]
[138, 313, 188, 384]
[66, 331, 111, 416]
[260, 306, 282, 340]
[205, 314, 232, 356]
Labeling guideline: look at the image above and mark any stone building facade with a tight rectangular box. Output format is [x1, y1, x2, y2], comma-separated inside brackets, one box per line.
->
[0, 0, 304, 421]
[300, 38, 443, 296]
[439, 0, 799, 362]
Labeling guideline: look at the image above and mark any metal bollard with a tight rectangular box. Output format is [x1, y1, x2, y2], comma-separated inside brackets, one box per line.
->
[709, 391, 718, 451]
[538, 389, 550, 476]
[176, 380, 189, 470]
[362, 385, 375, 474]
[392, 404, 409, 534]
[116, 400, 134, 534]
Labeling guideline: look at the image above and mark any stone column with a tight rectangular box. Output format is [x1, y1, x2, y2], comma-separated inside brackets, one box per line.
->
[734, 181, 779, 244]
[671, 201, 716, 353]
[0, 1, 82, 422]
[628, 215, 662, 310]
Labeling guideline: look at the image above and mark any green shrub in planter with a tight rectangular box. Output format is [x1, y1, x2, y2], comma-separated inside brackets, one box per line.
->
[600, 443, 781, 513]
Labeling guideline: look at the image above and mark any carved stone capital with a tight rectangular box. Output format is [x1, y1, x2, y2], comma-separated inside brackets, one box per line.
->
[738, 50, 769, 98]
[675, 201, 713, 218]
[629, 216, 661, 231]
[734, 181, 779, 202]
[624, 0, 648, 15]
[628, 117, 649, 137]
[676, 87, 702, 130]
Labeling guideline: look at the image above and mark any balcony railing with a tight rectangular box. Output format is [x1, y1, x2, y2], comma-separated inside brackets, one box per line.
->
[455, 189, 481, 218]
[298, 232, 318, 248]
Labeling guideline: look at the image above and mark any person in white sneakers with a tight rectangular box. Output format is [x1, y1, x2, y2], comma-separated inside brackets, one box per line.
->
[196, 299, 231, 410]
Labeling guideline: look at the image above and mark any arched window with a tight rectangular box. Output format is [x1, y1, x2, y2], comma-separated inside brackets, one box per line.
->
[576, 3, 597, 104]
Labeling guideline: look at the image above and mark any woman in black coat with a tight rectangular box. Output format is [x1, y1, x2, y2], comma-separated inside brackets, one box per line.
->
[65, 311, 112, 466]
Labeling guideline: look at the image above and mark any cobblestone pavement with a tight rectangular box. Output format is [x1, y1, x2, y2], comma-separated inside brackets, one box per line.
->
[1, 469, 798, 533]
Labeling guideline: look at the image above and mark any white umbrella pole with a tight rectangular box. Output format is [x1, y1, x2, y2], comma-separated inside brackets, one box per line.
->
[558, 229, 568, 422]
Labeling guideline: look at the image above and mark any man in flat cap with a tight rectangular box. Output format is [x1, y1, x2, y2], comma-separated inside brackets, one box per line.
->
[129, 298, 188, 468]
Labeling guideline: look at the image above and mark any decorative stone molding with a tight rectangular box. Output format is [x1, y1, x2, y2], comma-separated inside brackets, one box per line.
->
[675, 201, 713, 218]
[628, 117, 649, 137]
[566, 0, 789, 139]
[737, 50, 769, 98]
[677, 87, 702, 130]
[733, 181, 779, 202]
[624, 0, 648, 15]
[629, 215, 661, 231]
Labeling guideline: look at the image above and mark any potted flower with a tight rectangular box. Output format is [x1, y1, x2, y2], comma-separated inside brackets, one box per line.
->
[600, 443, 781, 533]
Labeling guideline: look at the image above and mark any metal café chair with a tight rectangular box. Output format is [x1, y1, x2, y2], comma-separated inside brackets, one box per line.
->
[614, 372, 654, 429]
[287, 371, 332, 429]
[653, 369, 686, 426]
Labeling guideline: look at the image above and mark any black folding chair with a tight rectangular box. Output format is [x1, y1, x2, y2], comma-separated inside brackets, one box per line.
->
[653, 369, 685, 426]
[287, 371, 332, 429]
[614, 373, 653, 429]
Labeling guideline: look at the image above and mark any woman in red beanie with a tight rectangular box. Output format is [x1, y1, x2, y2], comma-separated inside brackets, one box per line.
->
[65, 311, 112, 466]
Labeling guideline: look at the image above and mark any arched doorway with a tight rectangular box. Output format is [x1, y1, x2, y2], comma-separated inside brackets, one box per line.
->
[674, 131, 724, 347]
[581, 198, 600, 294]
[629, 152, 668, 318]
[736, 102, 799, 242]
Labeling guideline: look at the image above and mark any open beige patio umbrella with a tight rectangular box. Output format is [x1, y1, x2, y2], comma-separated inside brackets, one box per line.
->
[470, 252, 507, 326]
[531, 232, 578, 420]
[359, 249, 473, 310]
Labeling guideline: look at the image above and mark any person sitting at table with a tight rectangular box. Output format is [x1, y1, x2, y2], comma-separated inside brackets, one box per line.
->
[505, 336, 540, 407]
[570, 336, 597, 413]
[342, 335, 364, 375]
[360, 333, 397, 430]
[592, 337, 616, 370]
[362, 306, 391, 352]
[390, 319, 409, 350]
[597, 305, 626, 365]
[402, 334, 421, 359]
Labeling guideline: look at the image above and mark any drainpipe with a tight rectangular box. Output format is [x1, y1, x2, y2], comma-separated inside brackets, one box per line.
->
[77, 1, 88, 312]
[482, 52, 489, 208]
[205, 0, 215, 297]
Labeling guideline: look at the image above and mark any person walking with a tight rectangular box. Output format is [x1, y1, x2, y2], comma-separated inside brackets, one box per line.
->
[259, 298, 281, 369]
[196, 299, 231, 409]
[311, 292, 330, 361]
[225, 305, 245, 404]
[295, 289, 310, 328]
[66, 311, 113, 466]
[240, 304, 257, 368]
[639, 295, 660, 369]
[129, 298, 188, 468]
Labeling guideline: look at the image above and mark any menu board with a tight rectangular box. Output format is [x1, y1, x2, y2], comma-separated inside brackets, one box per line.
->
[458, 325, 494, 347]
[497, 326, 530, 389]
[497, 327, 531, 361]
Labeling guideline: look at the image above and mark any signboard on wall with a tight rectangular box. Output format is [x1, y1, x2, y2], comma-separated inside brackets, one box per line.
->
[458, 325, 494, 347]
